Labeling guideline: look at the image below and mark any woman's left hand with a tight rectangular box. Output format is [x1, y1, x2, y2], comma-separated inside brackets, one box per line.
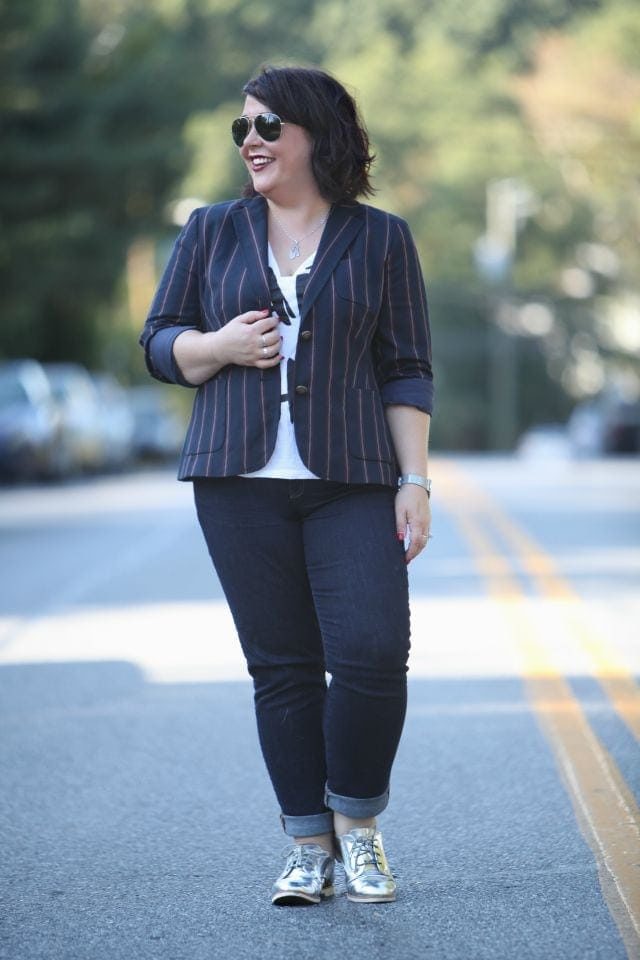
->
[395, 484, 432, 564]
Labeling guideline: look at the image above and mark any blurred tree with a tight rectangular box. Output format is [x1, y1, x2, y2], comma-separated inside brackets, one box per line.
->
[510, 0, 640, 412]
[0, 0, 202, 364]
[434, 0, 603, 63]
[2, 0, 637, 449]
[0, 0, 321, 369]
[308, 6, 571, 447]
[303, 0, 638, 447]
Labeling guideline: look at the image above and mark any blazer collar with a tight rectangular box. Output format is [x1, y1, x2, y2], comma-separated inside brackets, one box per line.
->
[231, 196, 366, 317]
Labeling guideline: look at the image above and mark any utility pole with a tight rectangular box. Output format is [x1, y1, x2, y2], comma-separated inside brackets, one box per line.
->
[473, 178, 535, 450]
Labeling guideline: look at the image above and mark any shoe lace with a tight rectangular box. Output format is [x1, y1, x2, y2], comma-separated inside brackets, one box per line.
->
[349, 834, 383, 870]
[283, 845, 324, 873]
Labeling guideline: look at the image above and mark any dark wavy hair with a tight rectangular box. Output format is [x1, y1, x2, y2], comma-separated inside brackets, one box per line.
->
[240, 65, 375, 203]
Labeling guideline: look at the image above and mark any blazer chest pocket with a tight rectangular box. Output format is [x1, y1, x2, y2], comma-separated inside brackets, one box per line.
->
[184, 378, 226, 455]
[335, 258, 371, 309]
[346, 388, 394, 464]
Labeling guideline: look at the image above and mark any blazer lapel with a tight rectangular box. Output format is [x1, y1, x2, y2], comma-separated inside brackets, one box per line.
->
[231, 197, 271, 309]
[231, 197, 365, 317]
[300, 202, 365, 322]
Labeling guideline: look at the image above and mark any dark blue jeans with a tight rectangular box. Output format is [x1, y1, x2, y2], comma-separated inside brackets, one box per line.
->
[193, 477, 410, 837]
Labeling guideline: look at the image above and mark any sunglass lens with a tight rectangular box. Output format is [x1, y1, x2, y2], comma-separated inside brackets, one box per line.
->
[231, 117, 249, 146]
[255, 113, 282, 141]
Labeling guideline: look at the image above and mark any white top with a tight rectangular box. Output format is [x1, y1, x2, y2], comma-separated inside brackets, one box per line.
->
[242, 246, 320, 480]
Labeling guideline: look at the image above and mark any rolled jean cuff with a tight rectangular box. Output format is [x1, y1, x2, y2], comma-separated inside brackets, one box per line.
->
[325, 786, 390, 819]
[280, 811, 334, 837]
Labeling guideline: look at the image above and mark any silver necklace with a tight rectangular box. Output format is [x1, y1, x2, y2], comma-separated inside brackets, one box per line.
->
[270, 209, 330, 260]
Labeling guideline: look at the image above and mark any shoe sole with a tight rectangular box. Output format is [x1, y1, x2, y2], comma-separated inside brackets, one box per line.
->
[346, 892, 396, 903]
[272, 885, 335, 906]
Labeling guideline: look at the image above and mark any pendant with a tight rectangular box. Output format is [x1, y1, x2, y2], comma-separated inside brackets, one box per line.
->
[289, 241, 301, 260]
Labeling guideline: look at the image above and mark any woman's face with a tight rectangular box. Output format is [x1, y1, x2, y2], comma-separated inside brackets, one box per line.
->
[238, 95, 318, 201]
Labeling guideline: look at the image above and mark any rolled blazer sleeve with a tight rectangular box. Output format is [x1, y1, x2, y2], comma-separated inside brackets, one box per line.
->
[374, 217, 434, 414]
[139, 209, 202, 387]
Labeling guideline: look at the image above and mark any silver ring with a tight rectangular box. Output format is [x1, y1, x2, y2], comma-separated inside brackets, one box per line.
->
[262, 346, 268, 356]
[261, 334, 267, 348]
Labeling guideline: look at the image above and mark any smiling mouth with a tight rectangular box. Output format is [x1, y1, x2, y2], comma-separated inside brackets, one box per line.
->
[249, 156, 275, 171]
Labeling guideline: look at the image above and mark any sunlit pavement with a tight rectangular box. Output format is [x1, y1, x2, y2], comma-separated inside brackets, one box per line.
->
[1, 456, 638, 960]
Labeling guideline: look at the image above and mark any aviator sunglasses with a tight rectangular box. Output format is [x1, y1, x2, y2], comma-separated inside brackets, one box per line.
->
[231, 112, 286, 147]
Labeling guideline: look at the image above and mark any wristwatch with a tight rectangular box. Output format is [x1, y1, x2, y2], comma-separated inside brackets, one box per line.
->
[398, 474, 432, 497]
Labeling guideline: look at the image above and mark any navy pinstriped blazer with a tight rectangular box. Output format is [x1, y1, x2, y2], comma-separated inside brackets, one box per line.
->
[140, 195, 434, 486]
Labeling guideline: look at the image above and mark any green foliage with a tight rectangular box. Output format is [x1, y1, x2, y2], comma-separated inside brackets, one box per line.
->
[315, 0, 639, 446]
[435, 0, 604, 63]
[2, 0, 638, 447]
[0, 0, 197, 364]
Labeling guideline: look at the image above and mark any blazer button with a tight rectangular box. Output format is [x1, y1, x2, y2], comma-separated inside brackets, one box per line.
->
[300, 330, 312, 341]
[295, 385, 308, 396]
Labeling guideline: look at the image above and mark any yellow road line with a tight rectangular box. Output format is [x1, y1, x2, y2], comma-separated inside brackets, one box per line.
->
[485, 498, 640, 744]
[436, 459, 640, 741]
[435, 462, 640, 957]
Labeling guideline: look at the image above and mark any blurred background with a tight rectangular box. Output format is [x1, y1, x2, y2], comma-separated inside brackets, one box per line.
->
[1, 8, 639, 954]
[1, 0, 639, 480]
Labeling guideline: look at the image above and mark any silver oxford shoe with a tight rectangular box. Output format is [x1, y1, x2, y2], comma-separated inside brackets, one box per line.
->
[271, 844, 335, 906]
[337, 828, 396, 903]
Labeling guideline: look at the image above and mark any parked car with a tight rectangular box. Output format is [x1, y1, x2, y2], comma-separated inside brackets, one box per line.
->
[602, 400, 640, 453]
[517, 424, 571, 460]
[90, 372, 135, 470]
[567, 393, 640, 456]
[42, 363, 105, 473]
[0, 359, 63, 481]
[129, 385, 186, 461]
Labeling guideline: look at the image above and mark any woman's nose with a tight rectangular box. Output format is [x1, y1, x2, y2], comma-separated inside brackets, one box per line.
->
[244, 121, 262, 147]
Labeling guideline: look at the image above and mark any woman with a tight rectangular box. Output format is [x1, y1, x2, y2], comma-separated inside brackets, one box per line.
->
[140, 64, 433, 906]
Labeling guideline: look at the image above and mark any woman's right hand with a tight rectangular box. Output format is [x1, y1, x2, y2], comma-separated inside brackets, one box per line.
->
[173, 310, 282, 385]
[214, 309, 282, 369]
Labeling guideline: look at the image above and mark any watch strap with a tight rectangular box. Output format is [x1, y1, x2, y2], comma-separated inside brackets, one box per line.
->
[398, 474, 432, 496]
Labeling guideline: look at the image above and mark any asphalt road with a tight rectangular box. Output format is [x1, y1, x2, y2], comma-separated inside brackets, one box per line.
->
[1, 455, 639, 960]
